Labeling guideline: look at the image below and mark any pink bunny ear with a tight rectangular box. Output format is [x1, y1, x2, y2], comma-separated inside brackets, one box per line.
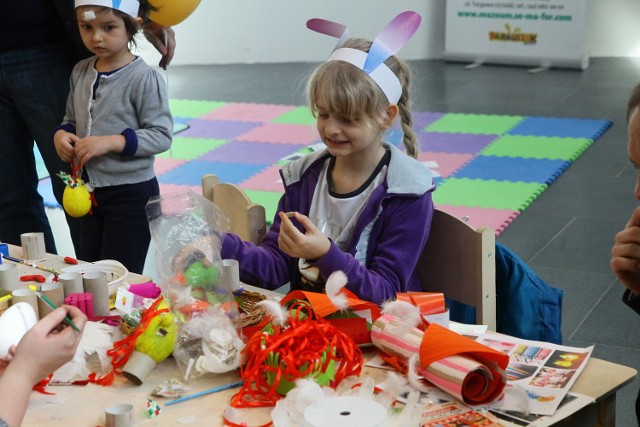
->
[306, 18, 350, 51]
[363, 11, 422, 74]
[307, 11, 422, 104]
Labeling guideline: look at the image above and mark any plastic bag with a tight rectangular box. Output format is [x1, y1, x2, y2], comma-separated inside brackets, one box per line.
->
[146, 190, 243, 379]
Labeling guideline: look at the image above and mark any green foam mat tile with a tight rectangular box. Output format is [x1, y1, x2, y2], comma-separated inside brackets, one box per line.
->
[273, 106, 315, 125]
[426, 113, 524, 135]
[244, 189, 283, 224]
[480, 135, 594, 161]
[169, 99, 226, 118]
[433, 178, 547, 211]
[157, 137, 227, 160]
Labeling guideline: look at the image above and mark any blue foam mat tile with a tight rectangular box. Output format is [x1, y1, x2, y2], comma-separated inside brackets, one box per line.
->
[508, 117, 613, 139]
[453, 155, 571, 185]
[157, 160, 268, 186]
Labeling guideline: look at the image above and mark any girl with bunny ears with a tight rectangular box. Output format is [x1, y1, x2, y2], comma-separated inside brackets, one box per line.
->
[220, 12, 434, 305]
[53, 0, 172, 273]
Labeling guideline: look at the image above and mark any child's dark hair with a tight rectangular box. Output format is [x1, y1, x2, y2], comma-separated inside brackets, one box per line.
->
[307, 38, 418, 159]
[76, 0, 157, 48]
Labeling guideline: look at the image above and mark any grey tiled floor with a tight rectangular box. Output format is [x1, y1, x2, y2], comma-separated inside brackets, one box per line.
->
[47, 57, 640, 425]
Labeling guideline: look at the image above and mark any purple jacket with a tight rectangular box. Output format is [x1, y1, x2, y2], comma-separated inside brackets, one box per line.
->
[221, 143, 435, 305]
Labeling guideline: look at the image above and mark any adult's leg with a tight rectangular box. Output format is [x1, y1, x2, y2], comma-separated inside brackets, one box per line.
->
[0, 48, 57, 252]
[4, 44, 82, 256]
[94, 178, 159, 274]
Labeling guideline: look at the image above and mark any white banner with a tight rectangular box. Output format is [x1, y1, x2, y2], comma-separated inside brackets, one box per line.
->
[444, 0, 588, 70]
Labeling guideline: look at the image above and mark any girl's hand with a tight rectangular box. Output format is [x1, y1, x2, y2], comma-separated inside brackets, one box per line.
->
[9, 306, 86, 384]
[278, 212, 331, 260]
[53, 130, 80, 162]
[74, 135, 126, 166]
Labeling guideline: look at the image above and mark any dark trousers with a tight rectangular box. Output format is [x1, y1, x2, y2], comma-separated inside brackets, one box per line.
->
[0, 44, 81, 254]
[79, 178, 159, 274]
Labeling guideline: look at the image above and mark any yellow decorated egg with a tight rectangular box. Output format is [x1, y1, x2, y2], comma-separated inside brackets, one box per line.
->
[63, 184, 92, 218]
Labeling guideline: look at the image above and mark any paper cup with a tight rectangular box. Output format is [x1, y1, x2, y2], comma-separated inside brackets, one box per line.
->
[0, 264, 20, 291]
[105, 403, 134, 427]
[59, 272, 84, 297]
[222, 259, 240, 290]
[37, 283, 64, 318]
[83, 271, 110, 317]
[12, 289, 39, 320]
[20, 232, 46, 260]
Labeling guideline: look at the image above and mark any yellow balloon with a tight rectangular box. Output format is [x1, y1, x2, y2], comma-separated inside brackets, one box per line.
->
[63, 184, 92, 218]
[149, 0, 201, 27]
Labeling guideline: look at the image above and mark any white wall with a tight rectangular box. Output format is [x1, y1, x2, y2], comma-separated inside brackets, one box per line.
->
[136, 0, 640, 66]
[137, 0, 445, 65]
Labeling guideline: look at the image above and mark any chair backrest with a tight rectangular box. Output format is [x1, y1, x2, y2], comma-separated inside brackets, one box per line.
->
[201, 174, 266, 245]
[417, 208, 496, 330]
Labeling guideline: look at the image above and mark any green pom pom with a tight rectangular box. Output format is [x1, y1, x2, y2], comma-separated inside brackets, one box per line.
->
[184, 260, 218, 289]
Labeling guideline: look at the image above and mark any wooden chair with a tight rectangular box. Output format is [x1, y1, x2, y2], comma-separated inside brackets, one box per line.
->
[417, 208, 496, 330]
[201, 174, 267, 245]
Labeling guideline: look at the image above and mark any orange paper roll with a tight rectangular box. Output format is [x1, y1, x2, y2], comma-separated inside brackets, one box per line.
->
[371, 314, 508, 405]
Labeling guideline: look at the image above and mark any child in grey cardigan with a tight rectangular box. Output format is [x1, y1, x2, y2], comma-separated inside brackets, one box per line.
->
[53, 0, 172, 273]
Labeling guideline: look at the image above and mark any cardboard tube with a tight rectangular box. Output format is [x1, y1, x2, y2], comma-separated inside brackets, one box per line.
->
[105, 403, 134, 427]
[20, 232, 46, 260]
[12, 288, 39, 320]
[83, 271, 110, 317]
[38, 282, 64, 317]
[0, 264, 20, 291]
[59, 272, 84, 297]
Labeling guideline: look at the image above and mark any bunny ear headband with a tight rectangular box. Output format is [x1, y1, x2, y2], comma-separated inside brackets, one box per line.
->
[75, 0, 140, 19]
[306, 11, 422, 104]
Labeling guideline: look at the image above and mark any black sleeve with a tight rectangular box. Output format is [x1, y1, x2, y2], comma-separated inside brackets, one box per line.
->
[622, 289, 640, 316]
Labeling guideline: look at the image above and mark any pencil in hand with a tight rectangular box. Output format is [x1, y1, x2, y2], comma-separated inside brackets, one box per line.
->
[34, 291, 81, 332]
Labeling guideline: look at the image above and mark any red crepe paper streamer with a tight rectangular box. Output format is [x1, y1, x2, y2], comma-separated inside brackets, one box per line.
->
[88, 297, 168, 386]
[230, 301, 363, 408]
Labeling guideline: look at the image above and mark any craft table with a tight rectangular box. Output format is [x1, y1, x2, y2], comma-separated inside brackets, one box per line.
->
[3, 245, 637, 426]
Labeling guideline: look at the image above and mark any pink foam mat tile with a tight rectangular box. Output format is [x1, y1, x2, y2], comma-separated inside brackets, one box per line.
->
[178, 118, 261, 139]
[240, 165, 283, 192]
[436, 205, 520, 236]
[420, 151, 475, 180]
[201, 102, 296, 122]
[154, 158, 186, 175]
[235, 123, 318, 145]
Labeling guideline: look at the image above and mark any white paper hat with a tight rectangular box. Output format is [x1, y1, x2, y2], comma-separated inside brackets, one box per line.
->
[307, 11, 422, 104]
[75, 0, 140, 19]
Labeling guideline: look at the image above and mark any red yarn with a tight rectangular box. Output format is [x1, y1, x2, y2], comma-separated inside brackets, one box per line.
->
[231, 301, 363, 408]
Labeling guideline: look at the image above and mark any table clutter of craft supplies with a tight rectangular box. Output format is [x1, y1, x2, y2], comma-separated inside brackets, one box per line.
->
[0, 241, 636, 427]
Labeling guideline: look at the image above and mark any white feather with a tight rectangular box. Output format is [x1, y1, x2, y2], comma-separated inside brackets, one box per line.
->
[255, 300, 289, 326]
[407, 354, 431, 393]
[272, 378, 325, 427]
[325, 271, 348, 310]
[380, 300, 422, 336]
[51, 321, 116, 383]
[378, 371, 408, 398]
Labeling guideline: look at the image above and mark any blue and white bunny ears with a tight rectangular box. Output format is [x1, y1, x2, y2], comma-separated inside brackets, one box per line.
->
[307, 11, 422, 104]
[75, 0, 140, 19]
